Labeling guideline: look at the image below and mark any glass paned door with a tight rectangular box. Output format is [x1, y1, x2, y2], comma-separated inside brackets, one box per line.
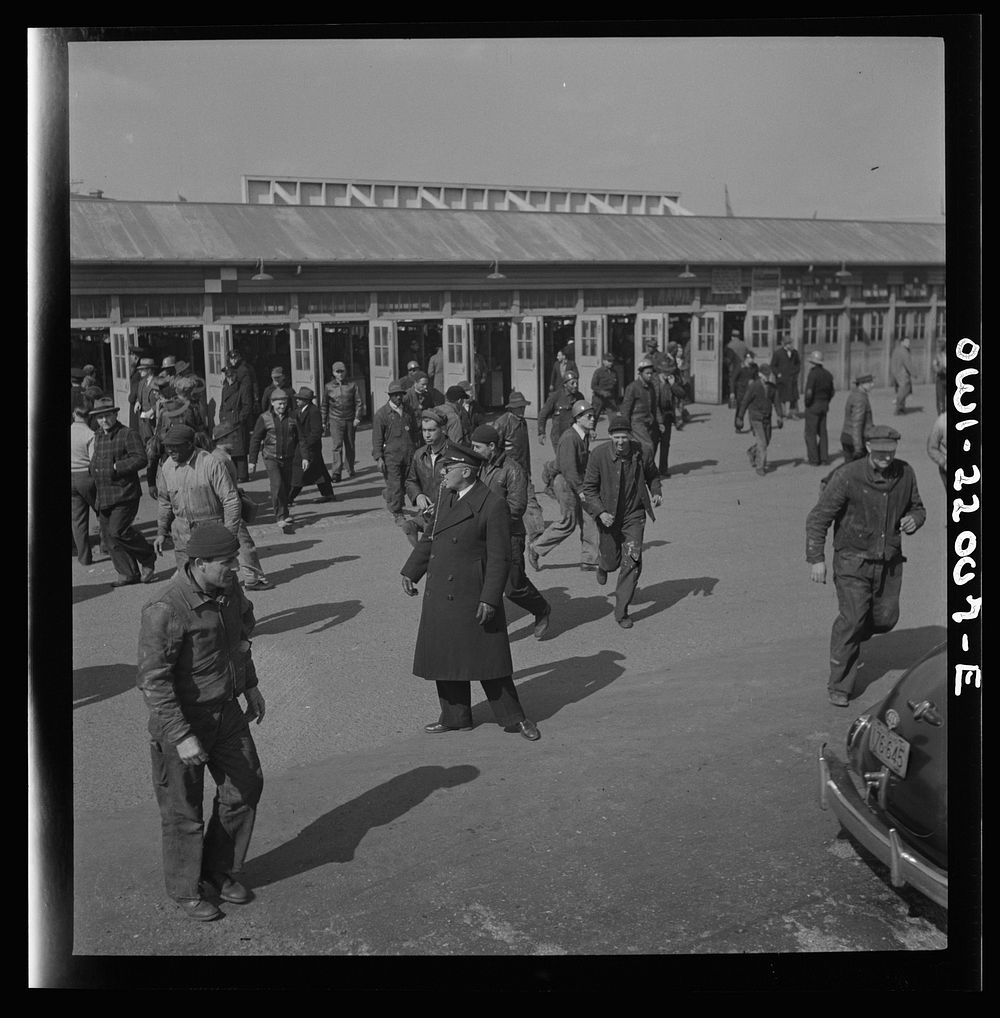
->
[575, 314, 606, 392]
[442, 318, 472, 396]
[368, 319, 399, 410]
[510, 316, 541, 417]
[691, 312, 722, 404]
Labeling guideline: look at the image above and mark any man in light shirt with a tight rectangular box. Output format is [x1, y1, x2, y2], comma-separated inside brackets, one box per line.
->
[71, 406, 99, 565]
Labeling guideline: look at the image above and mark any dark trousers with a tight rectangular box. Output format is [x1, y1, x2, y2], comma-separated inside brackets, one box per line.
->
[631, 420, 661, 465]
[507, 535, 549, 618]
[382, 451, 412, 516]
[290, 446, 334, 501]
[329, 419, 357, 478]
[99, 499, 155, 580]
[149, 700, 263, 901]
[263, 457, 295, 522]
[71, 470, 98, 564]
[840, 437, 866, 462]
[435, 676, 526, 729]
[803, 407, 829, 465]
[658, 417, 674, 474]
[935, 377, 947, 415]
[894, 379, 912, 413]
[747, 418, 771, 471]
[597, 508, 646, 621]
[523, 480, 545, 543]
[828, 552, 903, 696]
[590, 393, 619, 423]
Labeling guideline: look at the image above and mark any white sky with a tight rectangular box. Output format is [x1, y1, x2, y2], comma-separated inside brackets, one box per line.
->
[61, 34, 946, 220]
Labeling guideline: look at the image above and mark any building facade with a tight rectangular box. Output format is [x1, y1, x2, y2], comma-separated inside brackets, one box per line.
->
[70, 195, 945, 424]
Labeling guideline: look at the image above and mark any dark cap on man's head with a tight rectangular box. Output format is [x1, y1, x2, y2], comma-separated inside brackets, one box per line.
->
[866, 424, 901, 450]
[439, 445, 482, 469]
[271, 367, 285, 379]
[89, 397, 119, 416]
[71, 367, 86, 380]
[185, 522, 240, 561]
[421, 408, 447, 425]
[470, 424, 500, 446]
[505, 390, 530, 408]
[445, 385, 468, 402]
[387, 378, 408, 396]
[854, 373, 873, 385]
[212, 421, 239, 441]
[295, 387, 315, 401]
[607, 415, 632, 434]
[163, 424, 196, 447]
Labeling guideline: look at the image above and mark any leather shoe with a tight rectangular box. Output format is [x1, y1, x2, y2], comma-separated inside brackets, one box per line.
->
[206, 873, 253, 904]
[532, 607, 551, 639]
[423, 721, 473, 734]
[596, 567, 608, 586]
[580, 563, 598, 572]
[178, 898, 222, 921]
[244, 579, 273, 591]
[110, 576, 139, 588]
[506, 719, 541, 741]
[140, 564, 157, 583]
[617, 615, 634, 629]
[829, 690, 850, 707]
[526, 544, 540, 571]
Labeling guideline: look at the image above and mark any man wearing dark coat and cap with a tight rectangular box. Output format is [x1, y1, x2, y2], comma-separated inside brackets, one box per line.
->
[288, 387, 336, 505]
[400, 446, 540, 741]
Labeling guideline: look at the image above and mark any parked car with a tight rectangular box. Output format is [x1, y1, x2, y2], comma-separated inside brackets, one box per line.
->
[819, 642, 948, 909]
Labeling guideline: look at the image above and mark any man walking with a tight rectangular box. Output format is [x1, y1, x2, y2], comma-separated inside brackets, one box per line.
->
[655, 365, 687, 477]
[590, 351, 619, 423]
[261, 367, 296, 416]
[218, 364, 254, 483]
[372, 378, 418, 525]
[737, 362, 783, 476]
[289, 387, 336, 504]
[803, 350, 835, 466]
[493, 390, 544, 545]
[890, 337, 913, 415]
[225, 349, 257, 475]
[133, 356, 159, 449]
[771, 337, 802, 419]
[621, 358, 661, 462]
[806, 425, 925, 706]
[731, 351, 757, 433]
[528, 399, 599, 573]
[840, 373, 875, 462]
[402, 408, 458, 545]
[248, 389, 306, 533]
[89, 396, 157, 587]
[137, 522, 266, 921]
[582, 415, 662, 629]
[538, 369, 582, 450]
[322, 361, 365, 481]
[400, 446, 540, 741]
[152, 425, 242, 571]
[471, 424, 551, 639]
[441, 385, 473, 446]
[725, 329, 748, 408]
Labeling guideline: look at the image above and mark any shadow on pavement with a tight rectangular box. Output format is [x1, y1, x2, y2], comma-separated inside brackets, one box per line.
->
[665, 459, 718, 476]
[265, 554, 360, 586]
[73, 663, 137, 709]
[495, 648, 627, 724]
[252, 600, 363, 635]
[852, 624, 948, 698]
[255, 539, 323, 560]
[243, 764, 480, 887]
[768, 457, 806, 469]
[629, 575, 719, 623]
[508, 588, 620, 641]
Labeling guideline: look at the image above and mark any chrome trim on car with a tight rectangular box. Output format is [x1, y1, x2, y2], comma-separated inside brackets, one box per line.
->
[819, 745, 948, 910]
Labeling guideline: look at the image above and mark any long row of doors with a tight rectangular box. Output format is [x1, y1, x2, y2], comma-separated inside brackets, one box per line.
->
[108, 313, 729, 425]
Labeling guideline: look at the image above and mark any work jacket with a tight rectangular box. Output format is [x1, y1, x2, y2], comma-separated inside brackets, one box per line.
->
[590, 366, 618, 399]
[657, 376, 688, 421]
[90, 420, 148, 508]
[538, 384, 581, 447]
[371, 402, 416, 460]
[738, 379, 783, 423]
[405, 440, 459, 505]
[248, 411, 302, 465]
[805, 457, 926, 564]
[804, 365, 835, 410]
[553, 425, 591, 507]
[295, 401, 325, 455]
[583, 438, 661, 523]
[840, 389, 873, 450]
[478, 450, 528, 537]
[890, 345, 913, 386]
[621, 379, 660, 430]
[261, 380, 298, 417]
[137, 565, 258, 746]
[156, 447, 241, 541]
[492, 411, 531, 476]
[323, 379, 366, 427]
[440, 400, 472, 447]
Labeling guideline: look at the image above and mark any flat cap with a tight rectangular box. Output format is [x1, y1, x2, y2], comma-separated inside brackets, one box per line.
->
[637, 359, 654, 371]
[185, 522, 239, 560]
[445, 385, 468, 401]
[269, 388, 291, 401]
[387, 378, 408, 396]
[421, 408, 447, 424]
[212, 420, 239, 440]
[866, 425, 901, 449]
[470, 424, 500, 446]
[854, 373, 873, 385]
[162, 424, 196, 446]
[607, 415, 632, 434]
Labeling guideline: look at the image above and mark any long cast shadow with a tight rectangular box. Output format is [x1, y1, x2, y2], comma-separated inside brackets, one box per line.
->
[852, 624, 948, 698]
[477, 649, 627, 725]
[252, 600, 363, 636]
[508, 588, 623, 642]
[255, 539, 323, 560]
[665, 459, 718, 476]
[627, 576, 720, 623]
[243, 764, 480, 888]
[264, 554, 359, 586]
[73, 663, 136, 709]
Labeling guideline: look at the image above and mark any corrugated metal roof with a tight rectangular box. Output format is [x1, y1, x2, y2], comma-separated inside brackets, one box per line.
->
[70, 199, 945, 267]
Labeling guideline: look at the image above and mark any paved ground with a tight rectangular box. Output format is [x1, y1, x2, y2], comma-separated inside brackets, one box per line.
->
[50, 383, 973, 982]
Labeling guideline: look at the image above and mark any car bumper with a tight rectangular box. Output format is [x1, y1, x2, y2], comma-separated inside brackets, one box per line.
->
[819, 745, 948, 910]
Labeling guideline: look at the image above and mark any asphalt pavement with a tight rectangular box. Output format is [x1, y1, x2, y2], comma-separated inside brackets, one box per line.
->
[55, 384, 968, 981]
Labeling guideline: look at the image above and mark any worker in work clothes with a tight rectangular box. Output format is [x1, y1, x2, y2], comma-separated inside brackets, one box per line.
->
[372, 377, 418, 525]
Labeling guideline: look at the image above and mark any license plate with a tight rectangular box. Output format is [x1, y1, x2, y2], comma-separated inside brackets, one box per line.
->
[868, 718, 911, 778]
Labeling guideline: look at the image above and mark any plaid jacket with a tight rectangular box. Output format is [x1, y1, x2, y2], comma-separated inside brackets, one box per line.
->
[90, 420, 148, 508]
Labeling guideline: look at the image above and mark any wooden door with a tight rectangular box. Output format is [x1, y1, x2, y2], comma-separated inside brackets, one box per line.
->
[510, 316, 542, 418]
[691, 311, 722, 404]
[109, 326, 137, 417]
[290, 321, 321, 395]
[202, 323, 232, 428]
[442, 318, 472, 395]
[575, 314, 606, 393]
[368, 319, 399, 411]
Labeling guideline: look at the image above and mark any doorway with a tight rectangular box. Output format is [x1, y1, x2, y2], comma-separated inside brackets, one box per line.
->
[472, 319, 512, 410]
[231, 325, 291, 398]
[720, 312, 747, 402]
[608, 314, 636, 396]
[542, 317, 576, 396]
[395, 321, 442, 378]
[321, 322, 371, 418]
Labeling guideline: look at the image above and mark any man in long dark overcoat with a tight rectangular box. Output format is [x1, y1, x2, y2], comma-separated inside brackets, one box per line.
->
[770, 338, 802, 419]
[400, 446, 540, 741]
